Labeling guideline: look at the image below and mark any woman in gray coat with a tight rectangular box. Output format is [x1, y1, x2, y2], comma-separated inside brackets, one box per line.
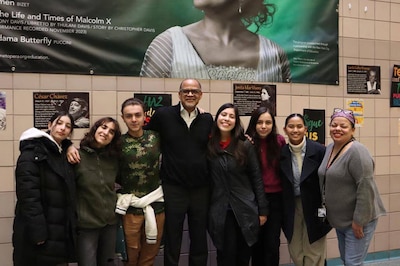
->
[318, 108, 386, 265]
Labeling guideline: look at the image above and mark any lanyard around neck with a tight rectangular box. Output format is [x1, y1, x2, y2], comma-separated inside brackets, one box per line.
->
[322, 138, 354, 206]
[326, 138, 354, 169]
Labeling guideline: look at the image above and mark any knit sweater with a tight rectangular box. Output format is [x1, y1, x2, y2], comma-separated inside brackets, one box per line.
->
[259, 134, 285, 193]
[318, 141, 386, 228]
[288, 136, 306, 196]
[145, 104, 213, 188]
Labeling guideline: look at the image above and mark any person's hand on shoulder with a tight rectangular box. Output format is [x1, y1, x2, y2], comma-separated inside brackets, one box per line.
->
[245, 134, 254, 144]
[67, 145, 81, 164]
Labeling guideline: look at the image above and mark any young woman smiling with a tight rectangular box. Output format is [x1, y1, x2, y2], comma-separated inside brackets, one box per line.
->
[207, 103, 268, 266]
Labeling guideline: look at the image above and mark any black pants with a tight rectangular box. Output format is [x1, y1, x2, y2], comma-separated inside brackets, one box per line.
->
[163, 183, 209, 266]
[217, 210, 251, 266]
[252, 192, 283, 266]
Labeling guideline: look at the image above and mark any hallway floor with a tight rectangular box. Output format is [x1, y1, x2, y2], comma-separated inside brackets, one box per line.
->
[365, 258, 400, 266]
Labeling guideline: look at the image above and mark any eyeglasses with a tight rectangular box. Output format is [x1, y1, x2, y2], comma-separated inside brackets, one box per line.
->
[180, 89, 201, 95]
[333, 108, 353, 115]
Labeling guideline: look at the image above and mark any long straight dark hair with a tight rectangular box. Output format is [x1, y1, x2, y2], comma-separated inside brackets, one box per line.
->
[47, 111, 75, 136]
[246, 106, 280, 166]
[208, 103, 246, 165]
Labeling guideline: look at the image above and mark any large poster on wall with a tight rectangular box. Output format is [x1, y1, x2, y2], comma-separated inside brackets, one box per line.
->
[0, 0, 339, 85]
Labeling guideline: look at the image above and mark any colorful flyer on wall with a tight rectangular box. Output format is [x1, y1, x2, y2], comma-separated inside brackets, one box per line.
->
[0, 91, 6, 130]
[33, 92, 90, 129]
[390, 64, 400, 107]
[303, 109, 325, 145]
[134, 93, 172, 124]
[233, 83, 277, 116]
[346, 99, 364, 127]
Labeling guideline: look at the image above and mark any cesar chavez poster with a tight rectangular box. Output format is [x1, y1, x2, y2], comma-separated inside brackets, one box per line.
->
[0, 0, 338, 85]
[33, 92, 90, 129]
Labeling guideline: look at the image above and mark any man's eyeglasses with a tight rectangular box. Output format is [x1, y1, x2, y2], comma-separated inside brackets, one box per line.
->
[180, 89, 201, 95]
[333, 108, 353, 115]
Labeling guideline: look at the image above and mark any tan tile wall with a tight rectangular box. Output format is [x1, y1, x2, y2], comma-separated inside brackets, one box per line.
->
[1, 0, 400, 265]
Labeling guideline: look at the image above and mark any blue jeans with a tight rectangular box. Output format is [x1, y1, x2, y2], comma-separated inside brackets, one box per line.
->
[335, 219, 377, 266]
[77, 224, 117, 266]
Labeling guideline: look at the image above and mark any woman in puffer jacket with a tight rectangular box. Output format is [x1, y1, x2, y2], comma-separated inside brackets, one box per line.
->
[13, 111, 77, 266]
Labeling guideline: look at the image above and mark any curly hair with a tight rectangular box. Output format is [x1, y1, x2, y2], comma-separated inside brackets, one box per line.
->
[80, 117, 122, 157]
[242, 0, 276, 32]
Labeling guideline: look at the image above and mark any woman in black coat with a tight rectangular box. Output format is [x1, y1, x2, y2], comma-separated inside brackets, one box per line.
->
[13, 112, 77, 266]
[207, 103, 268, 266]
[280, 114, 331, 266]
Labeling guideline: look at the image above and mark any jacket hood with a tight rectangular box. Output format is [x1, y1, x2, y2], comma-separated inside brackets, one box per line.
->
[19, 127, 62, 153]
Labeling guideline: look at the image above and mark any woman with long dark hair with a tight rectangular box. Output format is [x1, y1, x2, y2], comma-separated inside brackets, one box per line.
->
[13, 111, 77, 266]
[246, 106, 285, 266]
[207, 103, 268, 266]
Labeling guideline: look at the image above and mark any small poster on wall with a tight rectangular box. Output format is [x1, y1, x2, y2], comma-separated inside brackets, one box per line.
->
[390, 64, 400, 107]
[303, 109, 325, 145]
[33, 92, 90, 129]
[347, 65, 381, 94]
[346, 99, 364, 127]
[134, 93, 172, 124]
[233, 83, 277, 116]
[0, 91, 6, 130]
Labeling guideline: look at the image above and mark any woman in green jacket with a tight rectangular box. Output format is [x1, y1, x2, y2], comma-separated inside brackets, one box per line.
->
[75, 117, 121, 266]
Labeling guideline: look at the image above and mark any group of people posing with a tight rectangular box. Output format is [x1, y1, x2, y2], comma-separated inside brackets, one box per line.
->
[13, 78, 385, 266]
